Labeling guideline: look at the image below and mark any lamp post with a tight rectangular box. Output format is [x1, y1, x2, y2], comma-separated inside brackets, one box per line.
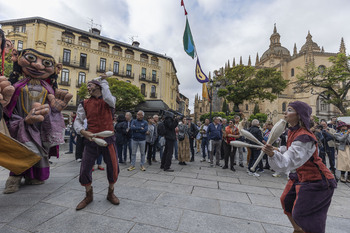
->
[209, 80, 220, 122]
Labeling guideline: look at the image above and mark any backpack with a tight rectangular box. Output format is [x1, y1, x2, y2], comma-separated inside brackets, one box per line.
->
[157, 122, 166, 136]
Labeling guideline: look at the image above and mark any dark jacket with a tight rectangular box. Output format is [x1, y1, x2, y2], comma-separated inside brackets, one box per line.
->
[188, 122, 199, 138]
[207, 123, 223, 140]
[131, 119, 148, 141]
[247, 125, 264, 145]
[164, 116, 178, 141]
[115, 115, 127, 145]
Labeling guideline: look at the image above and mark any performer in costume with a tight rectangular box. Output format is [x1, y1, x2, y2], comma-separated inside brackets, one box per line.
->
[3, 48, 72, 194]
[262, 101, 336, 233]
[0, 29, 15, 134]
[74, 76, 120, 210]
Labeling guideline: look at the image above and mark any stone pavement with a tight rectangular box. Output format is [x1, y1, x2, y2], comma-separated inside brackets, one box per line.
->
[1, 143, 350, 233]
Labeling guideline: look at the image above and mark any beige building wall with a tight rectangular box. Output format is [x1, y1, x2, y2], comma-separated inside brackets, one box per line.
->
[0, 17, 180, 115]
[194, 25, 344, 123]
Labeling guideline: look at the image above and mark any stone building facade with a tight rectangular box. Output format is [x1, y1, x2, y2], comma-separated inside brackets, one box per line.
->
[194, 25, 345, 122]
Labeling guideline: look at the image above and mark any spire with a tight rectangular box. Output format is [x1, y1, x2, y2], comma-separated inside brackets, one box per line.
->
[209, 71, 211, 80]
[233, 58, 235, 66]
[248, 55, 251, 66]
[293, 43, 297, 56]
[339, 37, 346, 54]
[240, 56, 243, 65]
[227, 59, 230, 68]
[321, 46, 324, 53]
[269, 24, 281, 48]
[255, 53, 259, 65]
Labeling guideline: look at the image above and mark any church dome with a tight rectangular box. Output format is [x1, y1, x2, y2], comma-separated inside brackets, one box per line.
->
[261, 46, 291, 60]
[260, 24, 291, 61]
[299, 31, 321, 53]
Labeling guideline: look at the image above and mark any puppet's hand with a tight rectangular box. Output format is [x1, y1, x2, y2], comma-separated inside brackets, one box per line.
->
[47, 89, 73, 112]
[25, 103, 50, 124]
[0, 76, 15, 107]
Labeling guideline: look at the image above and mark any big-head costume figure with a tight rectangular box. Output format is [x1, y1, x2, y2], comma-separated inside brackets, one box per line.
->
[3, 48, 72, 194]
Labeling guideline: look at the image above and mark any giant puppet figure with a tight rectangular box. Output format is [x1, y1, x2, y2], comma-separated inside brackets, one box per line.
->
[0, 29, 15, 133]
[3, 47, 72, 194]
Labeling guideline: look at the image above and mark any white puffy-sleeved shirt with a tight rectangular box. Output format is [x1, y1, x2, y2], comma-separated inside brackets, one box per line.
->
[268, 141, 316, 173]
[74, 80, 116, 135]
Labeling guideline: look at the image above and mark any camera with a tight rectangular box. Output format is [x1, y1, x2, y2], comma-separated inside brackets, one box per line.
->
[159, 109, 183, 119]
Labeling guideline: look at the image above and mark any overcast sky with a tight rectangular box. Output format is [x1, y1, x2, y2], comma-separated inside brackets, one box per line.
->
[1, 0, 350, 112]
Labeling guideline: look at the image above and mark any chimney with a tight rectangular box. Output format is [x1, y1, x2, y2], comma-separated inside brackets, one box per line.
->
[90, 28, 101, 35]
[132, 41, 140, 47]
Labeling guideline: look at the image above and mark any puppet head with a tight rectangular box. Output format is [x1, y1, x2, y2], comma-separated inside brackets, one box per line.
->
[15, 48, 61, 89]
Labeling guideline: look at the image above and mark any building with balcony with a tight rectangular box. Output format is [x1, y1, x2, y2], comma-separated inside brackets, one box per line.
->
[0, 17, 180, 116]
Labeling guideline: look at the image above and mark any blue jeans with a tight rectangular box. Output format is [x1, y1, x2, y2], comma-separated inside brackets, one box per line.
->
[69, 133, 76, 152]
[201, 137, 209, 159]
[131, 140, 146, 167]
[174, 140, 178, 159]
[96, 154, 103, 165]
[123, 138, 132, 162]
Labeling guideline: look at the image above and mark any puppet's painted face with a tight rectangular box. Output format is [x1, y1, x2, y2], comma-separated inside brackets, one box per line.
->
[18, 50, 56, 79]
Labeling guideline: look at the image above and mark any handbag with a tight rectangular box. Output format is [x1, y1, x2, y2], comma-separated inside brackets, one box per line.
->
[178, 135, 185, 141]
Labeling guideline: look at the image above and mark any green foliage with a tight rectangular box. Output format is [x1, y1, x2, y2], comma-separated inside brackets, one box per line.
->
[107, 79, 144, 111]
[222, 99, 228, 113]
[253, 103, 260, 115]
[0, 50, 14, 77]
[217, 65, 288, 110]
[312, 115, 320, 123]
[77, 83, 88, 100]
[248, 113, 268, 124]
[294, 53, 350, 115]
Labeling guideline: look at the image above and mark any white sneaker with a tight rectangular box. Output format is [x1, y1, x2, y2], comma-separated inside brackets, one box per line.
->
[200, 158, 206, 162]
[253, 172, 260, 177]
[248, 171, 253, 176]
[76, 158, 82, 162]
[272, 173, 281, 177]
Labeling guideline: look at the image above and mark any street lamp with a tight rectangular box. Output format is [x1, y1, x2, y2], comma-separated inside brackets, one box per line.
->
[209, 80, 221, 122]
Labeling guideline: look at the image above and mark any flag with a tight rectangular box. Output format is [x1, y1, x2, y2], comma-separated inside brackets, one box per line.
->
[202, 83, 209, 99]
[195, 57, 209, 83]
[183, 17, 195, 58]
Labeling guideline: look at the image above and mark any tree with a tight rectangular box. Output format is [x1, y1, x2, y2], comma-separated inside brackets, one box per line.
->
[0, 50, 14, 77]
[253, 103, 260, 115]
[107, 79, 144, 111]
[199, 112, 237, 122]
[248, 113, 268, 124]
[77, 83, 88, 100]
[222, 99, 228, 114]
[293, 53, 350, 115]
[217, 65, 288, 111]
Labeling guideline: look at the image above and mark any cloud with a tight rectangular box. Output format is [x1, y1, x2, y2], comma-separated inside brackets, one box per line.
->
[1, 0, 350, 112]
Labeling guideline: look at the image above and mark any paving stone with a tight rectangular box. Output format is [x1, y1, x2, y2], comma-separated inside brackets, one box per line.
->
[326, 215, 350, 233]
[197, 173, 240, 184]
[115, 185, 162, 202]
[8, 202, 67, 231]
[267, 188, 284, 197]
[34, 209, 134, 233]
[172, 177, 218, 189]
[247, 193, 282, 208]
[131, 172, 175, 182]
[0, 192, 47, 206]
[129, 223, 177, 233]
[0, 205, 31, 223]
[261, 223, 293, 233]
[141, 180, 193, 194]
[43, 189, 113, 215]
[115, 176, 147, 188]
[239, 177, 286, 189]
[0, 225, 30, 233]
[178, 210, 265, 233]
[191, 186, 251, 204]
[219, 200, 290, 226]
[219, 182, 272, 196]
[159, 170, 198, 178]
[104, 199, 182, 230]
[155, 192, 220, 214]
